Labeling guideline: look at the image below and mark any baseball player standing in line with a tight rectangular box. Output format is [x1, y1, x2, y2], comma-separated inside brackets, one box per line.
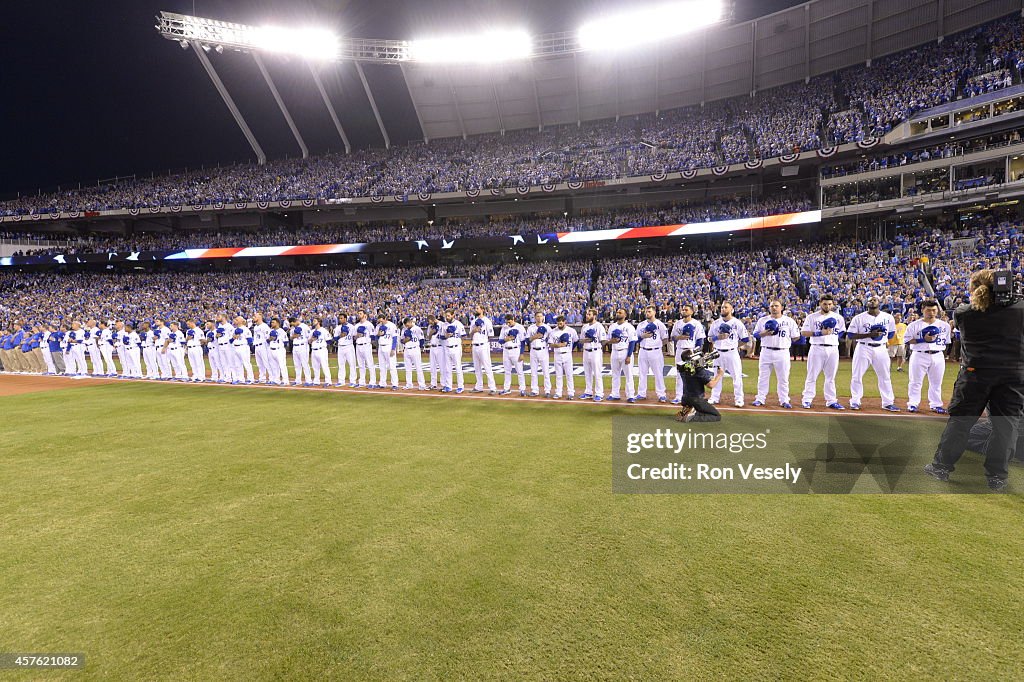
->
[426, 314, 444, 390]
[526, 313, 552, 397]
[214, 315, 234, 382]
[904, 300, 951, 413]
[498, 315, 527, 396]
[151, 319, 172, 380]
[671, 304, 706, 405]
[59, 324, 75, 375]
[375, 316, 400, 390]
[546, 315, 579, 400]
[266, 318, 288, 385]
[139, 322, 158, 379]
[333, 318, 357, 388]
[290, 316, 313, 386]
[252, 313, 271, 384]
[308, 318, 333, 387]
[709, 302, 750, 407]
[401, 317, 428, 390]
[350, 311, 377, 388]
[801, 294, 847, 410]
[184, 319, 206, 382]
[469, 305, 497, 394]
[752, 300, 800, 408]
[229, 317, 255, 384]
[579, 308, 606, 402]
[122, 323, 142, 379]
[606, 307, 637, 403]
[439, 309, 466, 394]
[41, 324, 59, 375]
[162, 321, 189, 381]
[98, 321, 116, 377]
[636, 305, 670, 403]
[847, 296, 899, 411]
[84, 319, 104, 376]
[204, 322, 222, 382]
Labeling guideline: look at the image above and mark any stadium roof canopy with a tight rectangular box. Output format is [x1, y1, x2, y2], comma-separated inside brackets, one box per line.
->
[158, 0, 1021, 154]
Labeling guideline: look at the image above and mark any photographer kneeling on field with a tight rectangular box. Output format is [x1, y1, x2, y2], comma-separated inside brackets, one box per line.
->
[675, 349, 724, 423]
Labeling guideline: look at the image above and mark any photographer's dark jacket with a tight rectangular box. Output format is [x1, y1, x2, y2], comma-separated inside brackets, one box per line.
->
[952, 300, 1024, 371]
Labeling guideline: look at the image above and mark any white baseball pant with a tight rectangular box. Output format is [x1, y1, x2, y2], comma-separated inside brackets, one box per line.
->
[710, 349, 744, 405]
[337, 346, 356, 386]
[611, 349, 635, 399]
[293, 344, 312, 384]
[403, 347, 426, 389]
[637, 348, 666, 399]
[354, 343, 376, 387]
[552, 349, 574, 397]
[755, 348, 791, 404]
[582, 348, 603, 397]
[529, 348, 551, 395]
[802, 345, 839, 405]
[187, 346, 205, 381]
[850, 343, 895, 406]
[502, 348, 525, 392]
[472, 343, 497, 391]
[907, 350, 945, 409]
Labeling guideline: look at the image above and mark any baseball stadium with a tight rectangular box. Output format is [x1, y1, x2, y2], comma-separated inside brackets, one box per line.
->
[2, 0, 1023, 678]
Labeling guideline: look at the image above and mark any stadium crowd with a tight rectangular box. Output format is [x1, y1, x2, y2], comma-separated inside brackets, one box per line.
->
[2, 15, 1020, 217]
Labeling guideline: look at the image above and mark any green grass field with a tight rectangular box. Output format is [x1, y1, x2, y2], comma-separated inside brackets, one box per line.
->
[2, 378, 1022, 680]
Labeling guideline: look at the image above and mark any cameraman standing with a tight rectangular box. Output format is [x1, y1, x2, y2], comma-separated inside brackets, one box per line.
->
[925, 270, 1024, 491]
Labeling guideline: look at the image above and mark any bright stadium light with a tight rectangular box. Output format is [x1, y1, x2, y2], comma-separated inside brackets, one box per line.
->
[157, 12, 341, 61]
[577, 0, 725, 52]
[408, 29, 532, 63]
[251, 25, 340, 61]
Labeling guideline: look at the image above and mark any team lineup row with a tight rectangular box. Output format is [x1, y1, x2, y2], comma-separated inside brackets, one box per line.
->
[0, 296, 952, 412]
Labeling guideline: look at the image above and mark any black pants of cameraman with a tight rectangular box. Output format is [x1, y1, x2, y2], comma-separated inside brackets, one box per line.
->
[682, 395, 721, 423]
[933, 367, 1024, 480]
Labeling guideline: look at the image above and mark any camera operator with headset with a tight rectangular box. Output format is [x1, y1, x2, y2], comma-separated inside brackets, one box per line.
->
[925, 269, 1024, 492]
[674, 349, 724, 423]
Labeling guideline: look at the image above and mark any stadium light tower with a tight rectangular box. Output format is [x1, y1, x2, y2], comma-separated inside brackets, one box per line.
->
[156, 11, 349, 163]
[577, 0, 726, 52]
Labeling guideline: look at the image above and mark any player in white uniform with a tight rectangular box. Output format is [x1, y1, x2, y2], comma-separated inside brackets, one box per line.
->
[708, 302, 750, 407]
[288, 317, 312, 386]
[546, 316, 579, 400]
[439, 309, 466, 394]
[68, 321, 88, 376]
[333, 317, 357, 388]
[579, 308, 606, 402]
[847, 296, 899, 411]
[139, 322, 158, 379]
[671, 304, 706, 405]
[307, 318, 332, 387]
[904, 299, 951, 414]
[375, 317, 400, 390]
[606, 308, 637, 403]
[498, 315, 527, 396]
[213, 317, 233, 382]
[266, 319, 288, 385]
[252, 313, 271, 384]
[751, 300, 801, 408]
[229, 317, 255, 384]
[202, 323, 220, 382]
[351, 311, 377, 389]
[526, 313, 552, 397]
[400, 317, 428, 390]
[97, 321, 116, 377]
[426, 314, 444, 390]
[801, 294, 847, 410]
[151, 319, 173, 380]
[636, 306, 670, 402]
[161, 322, 189, 381]
[84, 320, 104, 376]
[184, 319, 206, 382]
[58, 325, 74, 375]
[469, 306, 498, 394]
[123, 323, 143, 378]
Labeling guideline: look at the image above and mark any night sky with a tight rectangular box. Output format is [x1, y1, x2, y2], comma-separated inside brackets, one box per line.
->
[2, 0, 805, 197]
